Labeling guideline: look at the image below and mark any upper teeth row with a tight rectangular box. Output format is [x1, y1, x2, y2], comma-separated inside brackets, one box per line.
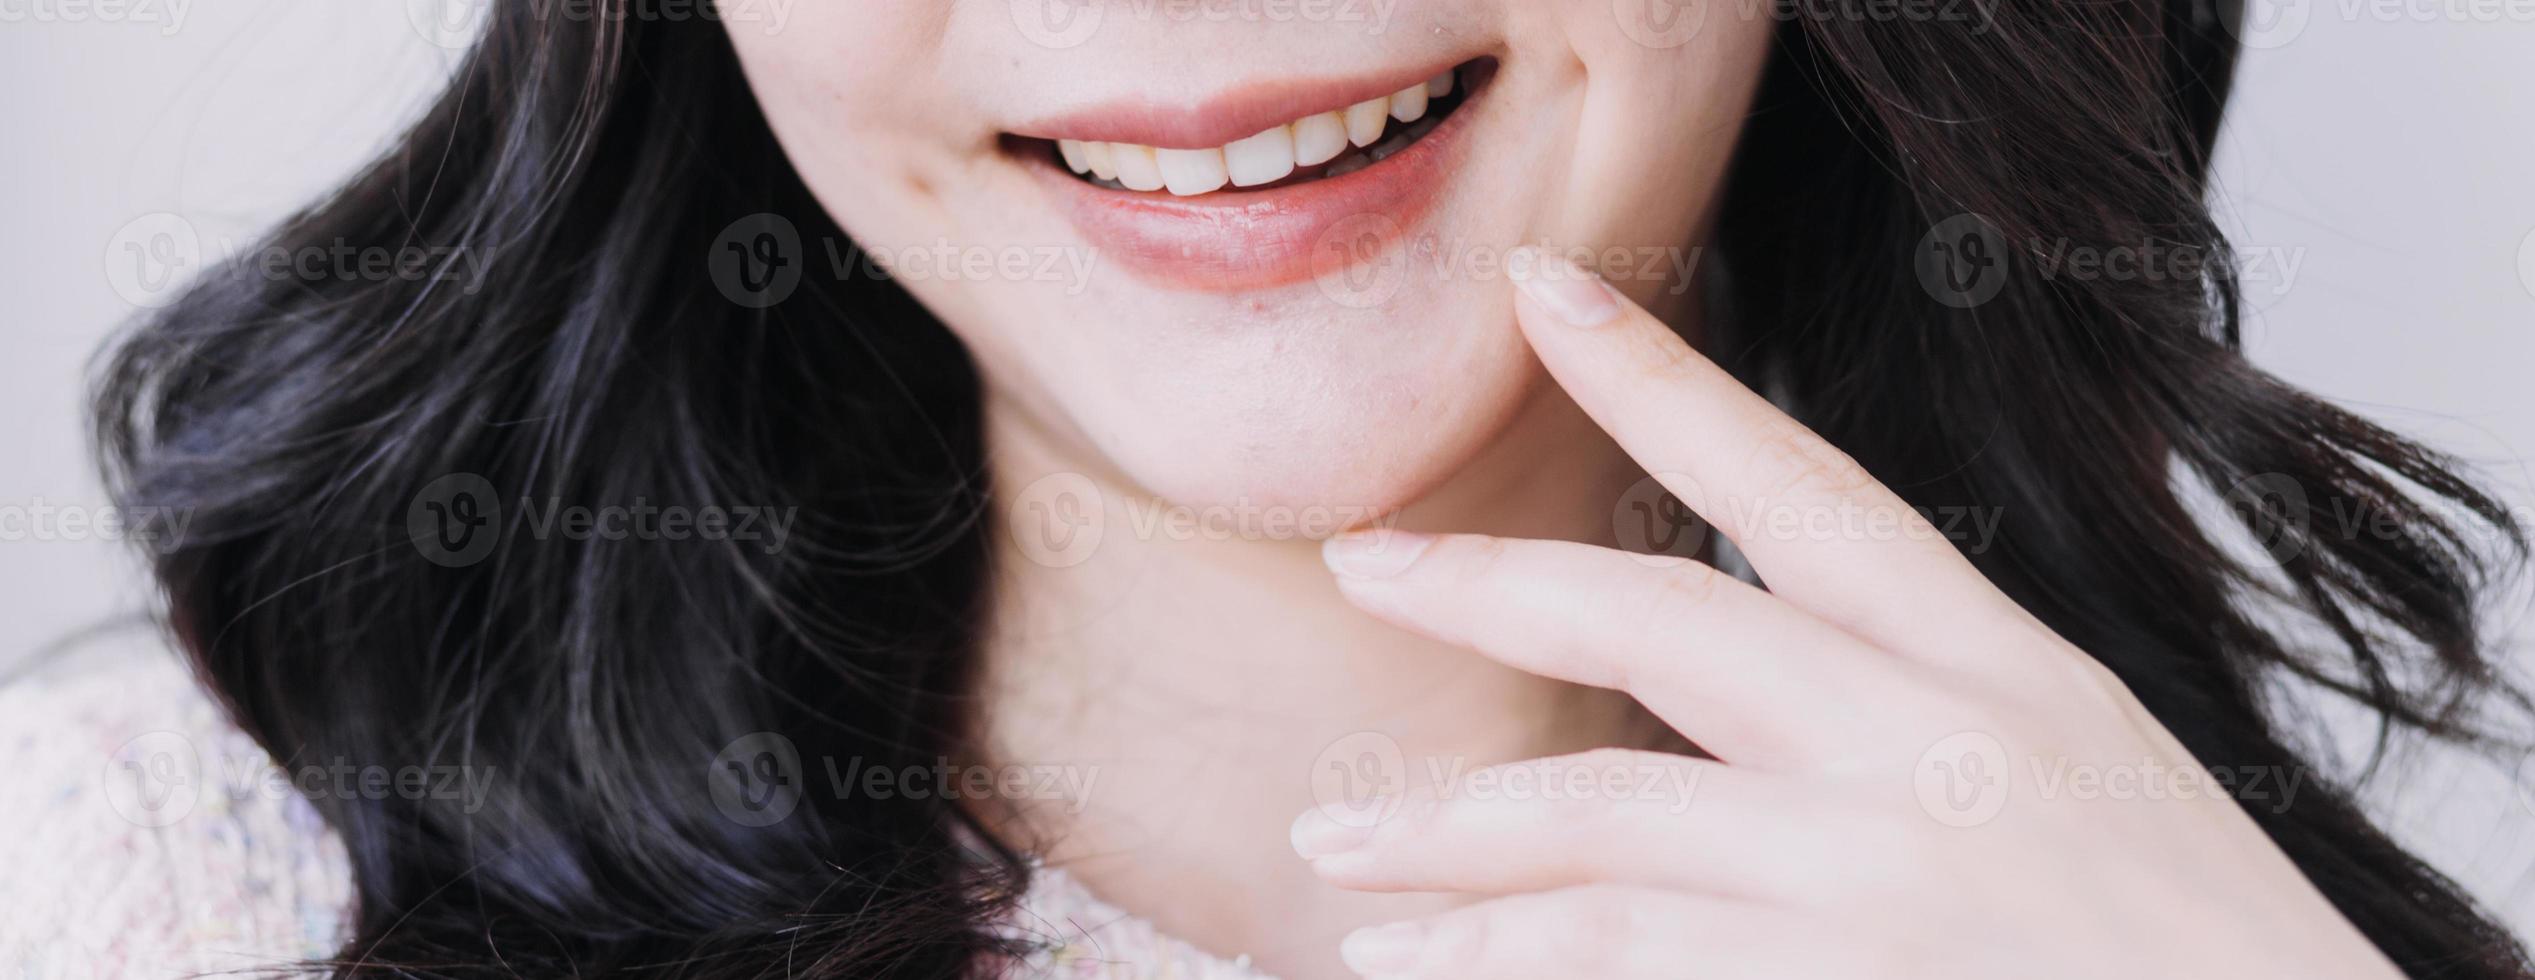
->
[1058, 71, 1455, 196]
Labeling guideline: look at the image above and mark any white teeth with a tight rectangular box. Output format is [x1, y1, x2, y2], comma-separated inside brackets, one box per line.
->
[1224, 125, 1298, 187]
[1154, 146, 1229, 195]
[1110, 142, 1167, 192]
[1344, 96, 1390, 147]
[1389, 83, 1428, 123]
[1056, 66, 1466, 195]
[1084, 141, 1119, 181]
[1292, 111, 1349, 167]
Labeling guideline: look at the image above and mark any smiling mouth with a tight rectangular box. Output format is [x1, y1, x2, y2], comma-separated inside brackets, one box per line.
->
[1017, 58, 1486, 199]
[1009, 56, 1493, 292]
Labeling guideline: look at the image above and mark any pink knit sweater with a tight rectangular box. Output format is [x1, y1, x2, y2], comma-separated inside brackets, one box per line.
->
[0, 655, 1269, 979]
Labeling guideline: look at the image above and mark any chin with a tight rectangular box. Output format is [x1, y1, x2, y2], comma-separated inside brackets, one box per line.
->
[1068, 288, 1542, 523]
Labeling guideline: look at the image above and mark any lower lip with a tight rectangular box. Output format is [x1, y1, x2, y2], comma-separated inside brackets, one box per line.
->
[1023, 73, 1486, 294]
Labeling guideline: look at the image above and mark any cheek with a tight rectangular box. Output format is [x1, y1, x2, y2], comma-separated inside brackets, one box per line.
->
[1537, 0, 1777, 293]
[720, 5, 978, 251]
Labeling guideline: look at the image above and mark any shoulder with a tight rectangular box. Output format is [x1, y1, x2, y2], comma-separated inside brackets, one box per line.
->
[1005, 865, 1272, 979]
[0, 645, 352, 979]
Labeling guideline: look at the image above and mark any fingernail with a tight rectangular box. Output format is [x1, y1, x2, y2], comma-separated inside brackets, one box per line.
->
[1340, 921, 1425, 975]
[1322, 531, 1432, 580]
[1512, 247, 1620, 326]
[1290, 807, 1378, 858]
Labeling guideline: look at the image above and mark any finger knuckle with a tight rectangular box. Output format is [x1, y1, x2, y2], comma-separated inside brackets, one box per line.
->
[1611, 563, 1722, 636]
[1747, 418, 1875, 504]
[1657, 559, 1725, 607]
[1433, 534, 1510, 587]
[1627, 327, 1707, 386]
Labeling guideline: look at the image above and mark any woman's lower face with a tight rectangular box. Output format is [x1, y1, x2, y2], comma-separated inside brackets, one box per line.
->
[723, 1, 1773, 524]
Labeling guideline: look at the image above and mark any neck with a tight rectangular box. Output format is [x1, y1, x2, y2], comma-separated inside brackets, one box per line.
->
[968, 373, 1658, 979]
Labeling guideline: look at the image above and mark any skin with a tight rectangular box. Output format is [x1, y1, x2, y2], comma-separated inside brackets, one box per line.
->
[718, 3, 2399, 978]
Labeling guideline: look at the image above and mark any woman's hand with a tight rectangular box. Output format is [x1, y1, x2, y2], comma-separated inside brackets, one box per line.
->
[1293, 249, 2401, 980]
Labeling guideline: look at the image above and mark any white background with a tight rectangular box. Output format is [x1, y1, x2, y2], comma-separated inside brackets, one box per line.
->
[3, 0, 2531, 941]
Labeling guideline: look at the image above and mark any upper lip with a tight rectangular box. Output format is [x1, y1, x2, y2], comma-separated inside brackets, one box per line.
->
[1004, 54, 1477, 150]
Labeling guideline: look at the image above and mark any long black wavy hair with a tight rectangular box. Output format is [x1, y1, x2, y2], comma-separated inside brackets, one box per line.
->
[92, 0, 2532, 975]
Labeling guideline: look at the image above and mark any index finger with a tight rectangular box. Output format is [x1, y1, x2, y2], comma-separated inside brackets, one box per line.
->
[1506, 247, 2019, 654]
